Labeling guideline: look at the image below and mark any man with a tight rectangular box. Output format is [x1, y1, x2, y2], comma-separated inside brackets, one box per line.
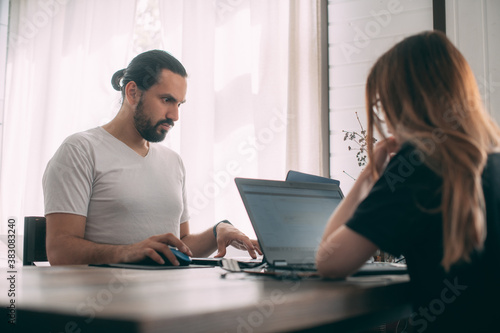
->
[43, 50, 261, 266]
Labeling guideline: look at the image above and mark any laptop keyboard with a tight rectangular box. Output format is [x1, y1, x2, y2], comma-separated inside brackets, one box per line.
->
[267, 247, 316, 252]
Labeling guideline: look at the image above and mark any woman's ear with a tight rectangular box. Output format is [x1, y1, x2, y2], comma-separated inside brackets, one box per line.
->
[124, 81, 141, 106]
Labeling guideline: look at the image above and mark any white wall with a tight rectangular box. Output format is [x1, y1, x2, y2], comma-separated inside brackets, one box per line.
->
[327, 0, 433, 193]
[446, 0, 500, 124]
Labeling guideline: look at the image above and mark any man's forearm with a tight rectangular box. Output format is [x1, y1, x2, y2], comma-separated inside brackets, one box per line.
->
[47, 235, 126, 265]
[181, 228, 217, 258]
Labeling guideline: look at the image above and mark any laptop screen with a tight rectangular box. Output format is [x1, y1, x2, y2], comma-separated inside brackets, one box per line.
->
[235, 178, 343, 265]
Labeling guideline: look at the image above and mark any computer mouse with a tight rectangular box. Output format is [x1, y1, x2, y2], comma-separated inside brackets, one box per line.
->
[168, 247, 192, 266]
[135, 247, 192, 266]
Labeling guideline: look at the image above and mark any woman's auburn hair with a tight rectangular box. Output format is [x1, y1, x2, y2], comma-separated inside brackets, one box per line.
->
[365, 30, 500, 271]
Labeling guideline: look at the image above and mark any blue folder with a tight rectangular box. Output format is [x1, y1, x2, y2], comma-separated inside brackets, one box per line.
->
[285, 170, 340, 186]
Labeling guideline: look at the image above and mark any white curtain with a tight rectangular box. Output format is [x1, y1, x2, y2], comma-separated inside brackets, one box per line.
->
[0, 0, 326, 243]
[287, 0, 328, 175]
[0, 0, 138, 234]
[157, 0, 327, 238]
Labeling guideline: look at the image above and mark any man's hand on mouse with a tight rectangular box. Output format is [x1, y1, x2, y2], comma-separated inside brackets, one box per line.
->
[213, 223, 262, 259]
[121, 233, 192, 265]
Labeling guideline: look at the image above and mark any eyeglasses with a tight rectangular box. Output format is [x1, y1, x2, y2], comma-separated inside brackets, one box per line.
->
[220, 258, 266, 272]
[219, 259, 320, 280]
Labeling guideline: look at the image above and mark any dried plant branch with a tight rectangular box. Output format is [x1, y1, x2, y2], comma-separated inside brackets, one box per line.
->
[342, 112, 376, 167]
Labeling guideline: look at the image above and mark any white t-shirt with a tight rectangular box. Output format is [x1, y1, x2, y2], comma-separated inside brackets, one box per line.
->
[43, 127, 190, 245]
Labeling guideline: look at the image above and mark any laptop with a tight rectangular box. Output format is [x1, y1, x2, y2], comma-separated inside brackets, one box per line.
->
[235, 177, 407, 275]
[235, 177, 343, 270]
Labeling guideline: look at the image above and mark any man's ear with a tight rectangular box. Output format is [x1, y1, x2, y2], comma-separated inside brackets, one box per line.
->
[124, 81, 141, 106]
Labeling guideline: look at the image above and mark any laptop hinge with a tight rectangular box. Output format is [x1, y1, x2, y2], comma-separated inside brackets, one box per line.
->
[273, 260, 288, 267]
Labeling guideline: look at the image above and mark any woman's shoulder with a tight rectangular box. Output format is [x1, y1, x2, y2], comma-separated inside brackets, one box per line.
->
[379, 141, 440, 192]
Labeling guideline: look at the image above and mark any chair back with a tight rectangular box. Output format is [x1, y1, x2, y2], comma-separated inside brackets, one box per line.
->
[23, 216, 48, 265]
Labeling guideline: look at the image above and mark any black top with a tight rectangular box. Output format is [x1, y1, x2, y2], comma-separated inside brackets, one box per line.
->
[346, 143, 500, 332]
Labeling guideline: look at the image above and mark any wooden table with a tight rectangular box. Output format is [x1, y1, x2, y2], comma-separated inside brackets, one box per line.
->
[0, 265, 411, 333]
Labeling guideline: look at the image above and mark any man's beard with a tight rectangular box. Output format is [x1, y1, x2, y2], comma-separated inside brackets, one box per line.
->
[133, 97, 174, 143]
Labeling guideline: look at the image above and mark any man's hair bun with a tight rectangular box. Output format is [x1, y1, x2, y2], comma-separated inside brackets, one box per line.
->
[111, 69, 126, 91]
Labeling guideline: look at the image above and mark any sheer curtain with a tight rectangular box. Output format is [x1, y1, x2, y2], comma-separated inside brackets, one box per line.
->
[0, 0, 137, 234]
[158, 0, 327, 238]
[0, 0, 327, 242]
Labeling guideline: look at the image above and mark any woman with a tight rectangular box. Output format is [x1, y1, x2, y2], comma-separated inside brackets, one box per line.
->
[316, 31, 500, 332]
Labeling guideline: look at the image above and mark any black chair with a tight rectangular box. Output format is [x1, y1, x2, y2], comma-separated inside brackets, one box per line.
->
[23, 216, 48, 265]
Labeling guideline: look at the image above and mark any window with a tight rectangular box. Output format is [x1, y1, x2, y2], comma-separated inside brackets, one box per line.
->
[327, 0, 433, 192]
